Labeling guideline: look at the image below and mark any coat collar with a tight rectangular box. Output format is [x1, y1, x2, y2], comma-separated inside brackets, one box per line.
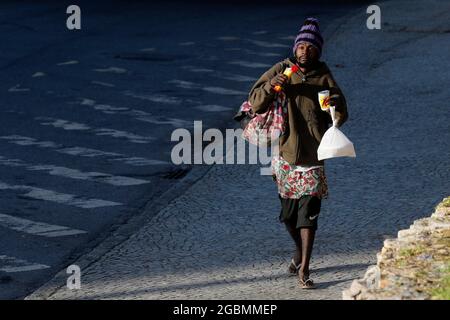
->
[284, 57, 330, 78]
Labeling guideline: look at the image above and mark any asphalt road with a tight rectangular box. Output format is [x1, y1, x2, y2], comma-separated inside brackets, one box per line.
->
[0, 1, 368, 299]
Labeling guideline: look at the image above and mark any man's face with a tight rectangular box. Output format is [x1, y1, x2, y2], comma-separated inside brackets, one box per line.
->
[295, 42, 319, 68]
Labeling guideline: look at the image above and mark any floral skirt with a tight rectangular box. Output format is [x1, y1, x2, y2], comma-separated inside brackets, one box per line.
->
[271, 155, 328, 199]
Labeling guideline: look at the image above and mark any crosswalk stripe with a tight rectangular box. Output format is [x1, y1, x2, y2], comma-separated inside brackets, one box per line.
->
[0, 255, 50, 273]
[76, 98, 194, 128]
[245, 39, 290, 48]
[35, 116, 155, 144]
[181, 66, 257, 82]
[228, 61, 272, 68]
[27, 164, 150, 186]
[0, 135, 169, 166]
[0, 213, 87, 237]
[0, 181, 122, 209]
[123, 91, 182, 104]
[168, 80, 247, 95]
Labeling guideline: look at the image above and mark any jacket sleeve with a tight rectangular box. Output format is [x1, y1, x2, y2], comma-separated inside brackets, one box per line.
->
[248, 62, 284, 114]
[325, 72, 349, 128]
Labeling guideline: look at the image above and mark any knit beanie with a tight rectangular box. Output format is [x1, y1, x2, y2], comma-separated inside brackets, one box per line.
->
[293, 17, 324, 57]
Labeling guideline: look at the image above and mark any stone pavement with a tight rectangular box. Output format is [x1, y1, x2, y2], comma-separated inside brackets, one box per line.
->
[27, 0, 450, 300]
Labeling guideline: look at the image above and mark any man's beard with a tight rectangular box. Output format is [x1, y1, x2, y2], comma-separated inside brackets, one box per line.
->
[296, 58, 317, 69]
[297, 60, 310, 68]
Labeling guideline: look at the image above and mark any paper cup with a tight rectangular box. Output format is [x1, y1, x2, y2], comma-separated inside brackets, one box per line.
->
[318, 90, 330, 111]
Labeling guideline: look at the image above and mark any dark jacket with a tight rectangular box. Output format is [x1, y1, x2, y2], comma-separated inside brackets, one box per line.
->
[248, 57, 349, 166]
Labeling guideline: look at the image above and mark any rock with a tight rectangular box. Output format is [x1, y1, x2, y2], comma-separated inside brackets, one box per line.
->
[343, 196, 450, 300]
[364, 266, 381, 289]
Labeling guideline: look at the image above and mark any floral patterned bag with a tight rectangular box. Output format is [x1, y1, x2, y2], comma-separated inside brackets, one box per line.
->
[234, 92, 288, 146]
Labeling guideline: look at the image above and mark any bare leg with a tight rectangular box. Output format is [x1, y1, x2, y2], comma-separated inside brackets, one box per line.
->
[284, 220, 301, 269]
[299, 227, 315, 280]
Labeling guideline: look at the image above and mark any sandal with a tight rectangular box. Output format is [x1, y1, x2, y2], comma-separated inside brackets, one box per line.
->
[298, 276, 315, 289]
[288, 258, 301, 275]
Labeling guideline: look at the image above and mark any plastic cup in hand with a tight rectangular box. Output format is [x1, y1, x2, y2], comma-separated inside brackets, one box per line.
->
[318, 90, 330, 111]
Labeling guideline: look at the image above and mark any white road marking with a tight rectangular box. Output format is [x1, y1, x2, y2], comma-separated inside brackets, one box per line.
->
[123, 91, 182, 104]
[279, 35, 296, 40]
[93, 67, 127, 74]
[91, 104, 129, 112]
[76, 98, 193, 128]
[140, 48, 155, 52]
[168, 80, 198, 89]
[228, 61, 271, 68]
[36, 117, 90, 130]
[181, 67, 214, 73]
[32, 72, 46, 78]
[217, 36, 240, 41]
[168, 79, 247, 95]
[0, 213, 87, 237]
[0, 181, 122, 208]
[91, 81, 116, 87]
[0, 135, 169, 166]
[35, 116, 155, 144]
[202, 87, 247, 95]
[0, 255, 50, 273]
[137, 116, 194, 128]
[194, 105, 232, 112]
[242, 49, 283, 57]
[57, 60, 79, 66]
[80, 98, 96, 106]
[8, 84, 30, 92]
[252, 30, 268, 35]
[246, 39, 290, 48]
[179, 42, 195, 46]
[216, 73, 257, 82]
[0, 155, 150, 186]
[181, 66, 256, 82]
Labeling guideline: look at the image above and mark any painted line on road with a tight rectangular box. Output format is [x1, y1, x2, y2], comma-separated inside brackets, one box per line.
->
[168, 80, 247, 95]
[0, 155, 151, 186]
[245, 39, 290, 48]
[278, 35, 296, 40]
[8, 84, 30, 92]
[194, 105, 232, 112]
[241, 48, 283, 57]
[35, 116, 156, 144]
[32, 72, 46, 78]
[57, 60, 79, 66]
[0, 213, 87, 238]
[181, 66, 257, 82]
[217, 36, 240, 41]
[91, 81, 116, 87]
[140, 48, 155, 52]
[179, 42, 195, 46]
[123, 91, 183, 105]
[228, 61, 271, 68]
[93, 67, 127, 74]
[0, 255, 50, 273]
[0, 135, 169, 167]
[76, 98, 193, 128]
[0, 181, 123, 208]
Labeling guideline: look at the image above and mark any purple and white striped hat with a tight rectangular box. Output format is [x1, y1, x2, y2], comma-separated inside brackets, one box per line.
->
[293, 17, 324, 57]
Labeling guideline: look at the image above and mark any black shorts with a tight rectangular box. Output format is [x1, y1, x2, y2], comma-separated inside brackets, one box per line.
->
[278, 195, 322, 230]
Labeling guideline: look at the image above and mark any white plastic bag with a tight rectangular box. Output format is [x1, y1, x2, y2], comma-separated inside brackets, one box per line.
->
[317, 106, 356, 161]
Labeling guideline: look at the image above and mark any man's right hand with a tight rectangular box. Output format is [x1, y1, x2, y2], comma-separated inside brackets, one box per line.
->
[270, 73, 288, 88]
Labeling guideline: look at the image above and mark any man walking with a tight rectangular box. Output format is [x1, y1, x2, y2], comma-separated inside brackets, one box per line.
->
[248, 17, 349, 288]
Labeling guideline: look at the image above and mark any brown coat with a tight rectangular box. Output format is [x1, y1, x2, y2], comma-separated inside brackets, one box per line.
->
[248, 57, 349, 166]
